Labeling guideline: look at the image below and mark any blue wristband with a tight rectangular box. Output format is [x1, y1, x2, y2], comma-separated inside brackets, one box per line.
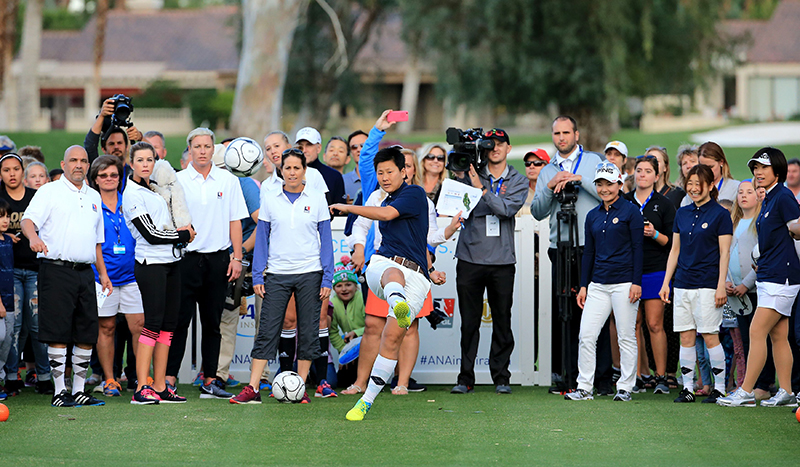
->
[654, 230, 660, 240]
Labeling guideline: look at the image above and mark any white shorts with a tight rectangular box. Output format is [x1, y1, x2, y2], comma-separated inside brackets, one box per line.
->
[673, 288, 722, 334]
[365, 255, 430, 322]
[756, 281, 800, 317]
[96, 282, 144, 318]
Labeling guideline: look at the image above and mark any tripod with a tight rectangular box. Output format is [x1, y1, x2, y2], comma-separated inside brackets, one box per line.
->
[555, 200, 581, 390]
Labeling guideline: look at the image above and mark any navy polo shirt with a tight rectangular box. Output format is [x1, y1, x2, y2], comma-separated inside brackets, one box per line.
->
[93, 197, 136, 286]
[581, 196, 644, 287]
[756, 184, 800, 285]
[673, 199, 733, 289]
[376, 182, 430, 280]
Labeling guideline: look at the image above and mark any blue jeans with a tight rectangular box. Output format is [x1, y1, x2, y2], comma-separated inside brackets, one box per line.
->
[4, 269, 49, 381]
[0, 310, 13, 380]
[695, 337, 711, 388]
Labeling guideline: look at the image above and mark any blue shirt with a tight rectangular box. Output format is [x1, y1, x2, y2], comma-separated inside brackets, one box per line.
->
[377, 182, 430, 280]
[239, 177, 260, 242]
[581, 196, 644, 287]
[756, 184, 800, 285]
[343, 169, 361, 203]
[0, 235, 14, 311]
[673, 199, 733, 289]
[93, 196, 136, 286]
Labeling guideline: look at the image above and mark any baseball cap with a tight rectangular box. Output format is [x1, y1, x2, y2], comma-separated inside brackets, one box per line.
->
[212, 143, 227, 168]
[747, 151, 772, 170]
[524, 149, 550, 164]
[485, 128, 510, 144]
[295, 127, 321, 145]
[604, 140, 628, 158]
[0, 135, 16, 154]
[594, 161, 623, 184]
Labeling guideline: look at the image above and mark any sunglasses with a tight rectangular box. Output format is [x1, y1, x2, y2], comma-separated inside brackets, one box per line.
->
[96, 173, 120, 180]
[424, 154, 446, 162]
[282, 148, 305, 157]
[349, 143, 363, 151]
[636, 155, 657, 160]
[485, 129, 506, 138]
[525, 160, 546, 167]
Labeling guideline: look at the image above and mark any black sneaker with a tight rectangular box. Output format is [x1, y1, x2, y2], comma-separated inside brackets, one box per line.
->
[642, 374, 655, 389]
[51, 390, 77, 408]
[73, 391, 106, 406]
[127, 378, 137, 392]
[156, 387, 187, 404]
[653, 376, 670, 394]
[702, 389, 724, 404]
[596, 383, 613, 396]
[25, 371, 37, 387]
[674, 388, 695, 403]
[5, 379, 23, 395]
[632, 377, 646, 394]
[35, 379, 55, 395]
[611, 368, 621, 385]
[407, 377, 427, 392]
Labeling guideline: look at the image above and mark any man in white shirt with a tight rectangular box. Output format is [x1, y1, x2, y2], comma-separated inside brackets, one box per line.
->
[165, 128, 249, 399]
[21, 145, 112, 408]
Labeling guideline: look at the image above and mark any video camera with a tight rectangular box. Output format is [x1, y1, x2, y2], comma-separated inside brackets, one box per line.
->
[555, 180, 581, 205]
[445, 127, 494, 173]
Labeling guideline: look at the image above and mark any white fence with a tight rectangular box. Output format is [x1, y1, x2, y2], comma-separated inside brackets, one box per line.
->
[179, 215, 554, 387]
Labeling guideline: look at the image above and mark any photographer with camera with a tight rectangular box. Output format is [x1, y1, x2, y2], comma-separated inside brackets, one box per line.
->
[531, 116, 612, 394]
[449, 128, 527, 395]
[84, 96, 143, 191]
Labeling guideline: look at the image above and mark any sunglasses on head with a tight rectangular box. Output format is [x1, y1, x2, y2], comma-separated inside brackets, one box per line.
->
[282, 148, 305, 157]
[96, 173, 120, 180]
[636, 155, 657, 160]
[485, 129, 506, 138]
[525, 160, 546, 167]
[424, 154, 445, 162]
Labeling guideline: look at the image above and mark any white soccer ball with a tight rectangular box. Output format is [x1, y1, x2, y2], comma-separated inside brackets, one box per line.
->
[751, 244, 760, 268]
[271, 371, 306, 403]
[224, 137, 264, 177]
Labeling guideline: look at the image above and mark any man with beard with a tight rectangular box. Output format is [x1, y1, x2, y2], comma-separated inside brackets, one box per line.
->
[84, 98, 143, 191]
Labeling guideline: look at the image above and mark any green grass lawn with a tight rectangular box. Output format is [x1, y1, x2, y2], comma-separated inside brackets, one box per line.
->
[4, 127, 799, 184]
[1, 385, 798, 465]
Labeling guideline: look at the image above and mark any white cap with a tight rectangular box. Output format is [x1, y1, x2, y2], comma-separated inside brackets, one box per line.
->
[747, 151, 772, 169]
[594, 161, 623, 184]
[295, 127, 321, 145]
[212, 143, 227, 168]
[604, 140, 628, 157]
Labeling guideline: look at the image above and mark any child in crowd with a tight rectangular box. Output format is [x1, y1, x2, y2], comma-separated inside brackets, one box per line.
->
[329, 257, 366, 389]
[0, 199, 15, 400]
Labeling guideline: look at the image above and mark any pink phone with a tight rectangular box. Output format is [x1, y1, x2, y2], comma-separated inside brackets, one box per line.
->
[387, 111, 409, 123]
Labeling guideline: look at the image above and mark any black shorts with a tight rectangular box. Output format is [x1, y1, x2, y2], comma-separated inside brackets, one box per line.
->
[38, 261, 98, 345]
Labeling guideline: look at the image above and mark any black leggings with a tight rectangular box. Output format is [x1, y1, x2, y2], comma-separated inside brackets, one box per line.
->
[134, 261, 181, 334]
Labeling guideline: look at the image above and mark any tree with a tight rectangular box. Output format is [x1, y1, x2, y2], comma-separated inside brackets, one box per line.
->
[0, 0, 18, 101]
[230, 0, 305, 139]
[399, 0, 731, 150]
[17, 0, 44, 130]
[283, 0, 393, 131]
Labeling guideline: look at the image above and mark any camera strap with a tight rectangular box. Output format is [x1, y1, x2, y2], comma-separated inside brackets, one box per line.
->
[558, 146, 583, 175]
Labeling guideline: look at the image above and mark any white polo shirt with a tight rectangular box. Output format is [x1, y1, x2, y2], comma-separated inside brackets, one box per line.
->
[259, 186, 329, 274]
[122, 179, 182, 265]
[177, 163, 249, 253]
[22, 176, 104, 264]
[261, 166, 329, 194]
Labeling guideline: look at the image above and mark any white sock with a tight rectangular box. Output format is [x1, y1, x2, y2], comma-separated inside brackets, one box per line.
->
[679, 346, 696, 392]
[71, 346, 92, 395]
[383, 282, 406, 310]
[362, 354, 397, 404]
[707, 343, 726, 394]
[48, 346, 68, 394]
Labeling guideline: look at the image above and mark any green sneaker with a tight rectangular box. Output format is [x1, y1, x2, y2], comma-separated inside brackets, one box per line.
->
[346, 398, 372, 421]
[393, 301, 411, 329]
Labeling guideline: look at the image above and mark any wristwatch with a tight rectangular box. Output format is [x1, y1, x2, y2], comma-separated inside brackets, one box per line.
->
[428, 266, 436, 274]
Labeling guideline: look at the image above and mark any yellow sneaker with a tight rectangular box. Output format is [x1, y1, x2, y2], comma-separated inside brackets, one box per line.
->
[345, 398, 372, 421]
[393, 301, 411, 328]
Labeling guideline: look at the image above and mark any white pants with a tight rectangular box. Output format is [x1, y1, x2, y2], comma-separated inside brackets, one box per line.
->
[577, 282, 639, 392]
[365, 255, 430, 320]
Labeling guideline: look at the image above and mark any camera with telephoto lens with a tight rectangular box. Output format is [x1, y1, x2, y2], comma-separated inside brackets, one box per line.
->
[445, 127, 495, 173]
[110, 94, 134, 129]
[555, 180, 581, 205]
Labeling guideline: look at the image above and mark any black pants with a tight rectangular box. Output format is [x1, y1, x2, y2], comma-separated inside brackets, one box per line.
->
[251, 272, 322, 362]
[134, 261, 181, 334]
[548, 248, 612, 389]
[167, 251, 229, 379]
[455, 260, 515, 386]
[38, 262, 97, 345]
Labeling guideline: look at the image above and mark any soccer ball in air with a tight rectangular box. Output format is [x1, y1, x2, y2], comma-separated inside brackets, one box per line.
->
[271, 371, 306, 403]
[224, 137, 264, 177]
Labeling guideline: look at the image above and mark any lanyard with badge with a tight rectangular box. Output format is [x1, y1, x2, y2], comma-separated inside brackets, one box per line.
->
[558, 146, 584, 174]
[638, 190, 654, 215]
[107, 207, 126, 255]
[486, 177, 504, 237]
[717, 178, 724, 192]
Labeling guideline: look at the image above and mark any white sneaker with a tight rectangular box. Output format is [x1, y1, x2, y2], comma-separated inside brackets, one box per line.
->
[613, 389, 632, 402]
[92, 382, 104, 394]
[86, 373, 103, 386]
[716, 387, 756, 407]
[564, 389, 593, 401]
[760, 388, 798, 407]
